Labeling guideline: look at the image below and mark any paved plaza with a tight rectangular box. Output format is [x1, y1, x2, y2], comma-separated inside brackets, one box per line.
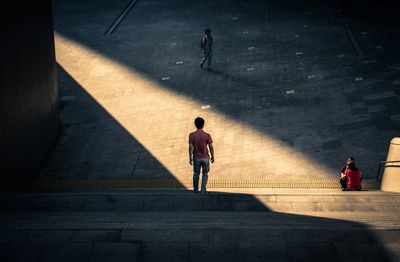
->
[35, 0, 400, 189]
[4, 1, 400, 261]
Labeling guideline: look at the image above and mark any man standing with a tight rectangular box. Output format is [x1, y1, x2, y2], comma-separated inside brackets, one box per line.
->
[200, 28, 213, 70]
[189, 117, 215, 193]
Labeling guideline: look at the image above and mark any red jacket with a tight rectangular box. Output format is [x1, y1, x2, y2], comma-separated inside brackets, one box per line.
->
[345, 168, 361, 190]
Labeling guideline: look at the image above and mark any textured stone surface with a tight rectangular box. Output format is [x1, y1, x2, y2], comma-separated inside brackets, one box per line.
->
[1, 190, 400, 261]
[39, 243, 92, 262]
[89, 243, 140, 262]
[4, 0, 400, 260]
[35, 0, 400, 189]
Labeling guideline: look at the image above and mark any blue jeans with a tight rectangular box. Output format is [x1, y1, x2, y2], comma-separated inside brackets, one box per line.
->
[201, 50, 212, 68]
[193, 158, 210, 192]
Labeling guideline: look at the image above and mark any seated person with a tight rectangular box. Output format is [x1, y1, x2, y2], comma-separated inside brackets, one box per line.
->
[342, 158, 362, 191]
[340, 157, 353, 189]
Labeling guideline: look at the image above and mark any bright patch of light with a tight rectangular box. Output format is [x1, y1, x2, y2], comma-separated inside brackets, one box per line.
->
[55, 33, 333, 186]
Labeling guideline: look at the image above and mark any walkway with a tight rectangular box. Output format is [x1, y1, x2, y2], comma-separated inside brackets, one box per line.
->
[36, 0, 400, 189]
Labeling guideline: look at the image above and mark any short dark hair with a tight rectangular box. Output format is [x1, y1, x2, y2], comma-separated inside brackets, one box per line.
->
[194, 117, 205, 129]
[205, 28, 211, 33]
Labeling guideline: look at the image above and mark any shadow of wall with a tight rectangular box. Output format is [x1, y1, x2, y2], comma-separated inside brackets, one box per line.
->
[36, 65, 184, 189]
[0, 191, 395, 261]
[51, 0, 400, 178]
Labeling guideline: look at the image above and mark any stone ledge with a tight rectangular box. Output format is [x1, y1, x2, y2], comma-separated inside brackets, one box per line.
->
[31, 178, 379, 190]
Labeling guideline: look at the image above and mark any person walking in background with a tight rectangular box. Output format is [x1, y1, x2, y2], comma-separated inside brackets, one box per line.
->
[340, 157, 362, 191]
[189, 117, 214, 193]
[200, 28, 213, 70]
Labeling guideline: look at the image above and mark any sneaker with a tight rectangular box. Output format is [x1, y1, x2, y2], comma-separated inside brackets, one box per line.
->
[200, 190, 208, 194]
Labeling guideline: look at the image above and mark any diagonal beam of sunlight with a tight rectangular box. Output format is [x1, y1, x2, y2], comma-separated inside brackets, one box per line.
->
[55, 32, 335, 186]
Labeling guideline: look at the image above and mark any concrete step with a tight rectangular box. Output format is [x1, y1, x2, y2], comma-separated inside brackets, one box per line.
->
[2, 239, 399, 262]
[2, 190, 400, 261]
[2, 211, 400, 230]
[2, 190, 400, 213]
[1, 211, 400, 261]
[2, 211, 400, 243]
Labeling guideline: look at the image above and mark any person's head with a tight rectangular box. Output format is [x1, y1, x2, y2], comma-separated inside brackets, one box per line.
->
[346, 157, 357, 170]
[194, 117, 205, 129]
[347, 161, 357, 170]
[205, 28, 211, 36]
[346, 157, 355, 165]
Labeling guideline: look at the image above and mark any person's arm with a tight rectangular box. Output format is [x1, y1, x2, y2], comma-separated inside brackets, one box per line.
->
[209, 143, 214, 163]
[189, 143, 194, 165]
[340, 166, 346, 179]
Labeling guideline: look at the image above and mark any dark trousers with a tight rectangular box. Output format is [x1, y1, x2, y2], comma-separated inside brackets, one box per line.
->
[340, 178, 347, 189]
[193, 158, 210, 192]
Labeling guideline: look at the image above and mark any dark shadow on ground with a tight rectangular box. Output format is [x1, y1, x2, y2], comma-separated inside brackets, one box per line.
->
[52, 0, 400, 178]
[3, 0, 396, 260]
[29, 68, 395, 259]
[0, 191, 396, 261]
[23, 65, 395, 260]
[36, 65, 183, 187]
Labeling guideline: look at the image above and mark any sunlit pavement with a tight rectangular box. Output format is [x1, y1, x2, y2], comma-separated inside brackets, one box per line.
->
[36, 0, 400, 189]
[3, 1, 400, 261]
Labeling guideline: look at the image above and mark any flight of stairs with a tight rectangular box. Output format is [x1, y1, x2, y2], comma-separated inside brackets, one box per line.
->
[1, 189, 400, 261]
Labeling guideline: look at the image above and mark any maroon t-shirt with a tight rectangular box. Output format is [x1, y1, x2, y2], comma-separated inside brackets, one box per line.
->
[189, 129, 213, 159]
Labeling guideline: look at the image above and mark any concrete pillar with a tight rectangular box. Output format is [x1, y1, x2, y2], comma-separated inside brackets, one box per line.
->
[0, 1, 59, 191]
[380, 138, 400, 192]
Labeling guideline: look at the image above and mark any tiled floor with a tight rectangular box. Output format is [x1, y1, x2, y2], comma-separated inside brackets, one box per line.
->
[37, 0, 400, 188]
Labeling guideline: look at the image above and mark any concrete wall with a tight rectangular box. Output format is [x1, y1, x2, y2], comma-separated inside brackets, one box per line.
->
[0, 1, 59, 191]
[381, 138, 400, 193]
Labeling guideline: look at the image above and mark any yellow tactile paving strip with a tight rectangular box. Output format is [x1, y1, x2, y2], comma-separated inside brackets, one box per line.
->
[32, 179, 378, 190]
[50, 34, 340, 186]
